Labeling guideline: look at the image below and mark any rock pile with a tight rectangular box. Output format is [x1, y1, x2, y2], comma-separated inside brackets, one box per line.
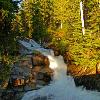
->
[7, 53, 54, 90]
[31, 53, 53, 86]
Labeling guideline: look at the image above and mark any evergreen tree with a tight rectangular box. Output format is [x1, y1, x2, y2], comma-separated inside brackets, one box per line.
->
[88, 1, 100, 35]
[18, 0, 53, 43]
[0, 0, 18, 56]
[0, 0, 19, 81]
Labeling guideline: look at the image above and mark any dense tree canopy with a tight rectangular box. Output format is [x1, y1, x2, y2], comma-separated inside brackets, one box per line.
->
[0, 0, 100, 80]
[0, 0, 19, 81]
[0, 0, 19, 56]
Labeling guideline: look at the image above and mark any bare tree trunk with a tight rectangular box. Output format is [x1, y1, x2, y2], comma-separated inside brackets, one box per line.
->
[80, 1, 85, 35]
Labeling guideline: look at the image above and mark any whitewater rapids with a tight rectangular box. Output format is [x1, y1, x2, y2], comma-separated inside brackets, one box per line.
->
[20, 39, 100, 100]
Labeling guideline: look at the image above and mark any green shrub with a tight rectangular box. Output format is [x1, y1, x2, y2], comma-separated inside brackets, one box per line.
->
[67, 33, 100, 67]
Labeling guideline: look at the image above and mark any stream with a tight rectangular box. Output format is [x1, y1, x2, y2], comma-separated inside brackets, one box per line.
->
[19, 39, 100, 100]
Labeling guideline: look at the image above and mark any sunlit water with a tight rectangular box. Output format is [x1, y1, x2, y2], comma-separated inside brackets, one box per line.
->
[20, 39, 100, 100]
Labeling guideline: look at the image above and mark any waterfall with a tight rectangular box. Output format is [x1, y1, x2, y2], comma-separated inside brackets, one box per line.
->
[20, 39, 100, 100]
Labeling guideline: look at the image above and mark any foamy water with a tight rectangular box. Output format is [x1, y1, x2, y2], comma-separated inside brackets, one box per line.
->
[20, 39, 100, 100]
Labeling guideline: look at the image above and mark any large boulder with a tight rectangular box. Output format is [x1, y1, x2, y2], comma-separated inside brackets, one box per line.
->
[31, 54, 49, 66]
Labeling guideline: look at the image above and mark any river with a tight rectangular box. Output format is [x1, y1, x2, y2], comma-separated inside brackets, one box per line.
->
[19, 39, 100, 100]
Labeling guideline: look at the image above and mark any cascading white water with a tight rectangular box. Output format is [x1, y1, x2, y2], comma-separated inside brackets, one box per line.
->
[20, 39, 100, 100]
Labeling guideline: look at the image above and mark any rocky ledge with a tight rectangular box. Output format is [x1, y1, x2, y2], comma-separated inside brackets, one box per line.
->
[0, 53, 54, 100]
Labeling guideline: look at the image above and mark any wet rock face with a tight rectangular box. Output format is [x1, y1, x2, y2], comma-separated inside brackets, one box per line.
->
[31, 54, 50, 66]
[67, 62, 100, 91]
[74, 74, 100, 91]
[31, 54, 53, 85]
